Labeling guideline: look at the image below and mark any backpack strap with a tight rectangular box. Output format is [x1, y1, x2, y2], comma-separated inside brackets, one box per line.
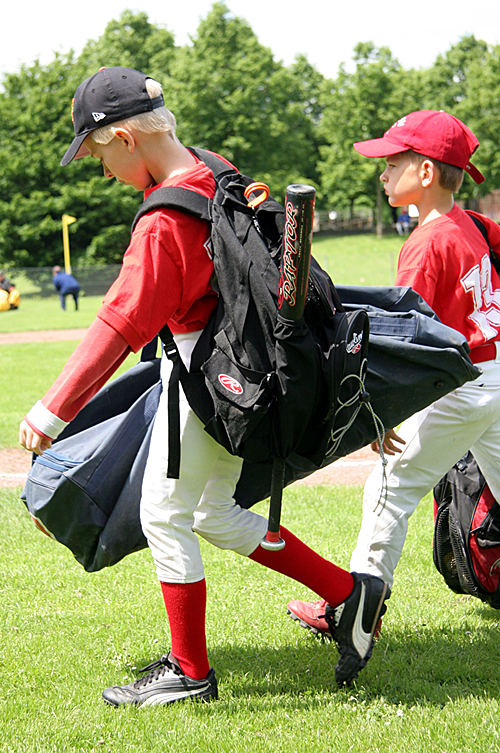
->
[130, 149, 232, 478]
[130, 147, 270, 479]
[131, 147, 236, 232]
[157, 322, 186, 479]
[466, 211, 500, 275]
[187, 146, 237, 181]
[131, 187, 212, 232]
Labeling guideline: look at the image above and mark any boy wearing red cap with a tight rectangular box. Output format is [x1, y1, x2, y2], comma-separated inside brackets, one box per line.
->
[19, 67, 390, 704]
[287, 110, 500, 636]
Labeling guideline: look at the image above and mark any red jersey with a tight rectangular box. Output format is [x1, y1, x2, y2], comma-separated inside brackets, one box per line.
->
[395, 204, 500, 351]
[27, 153, 228, 433]
[97, 158, 219, 351]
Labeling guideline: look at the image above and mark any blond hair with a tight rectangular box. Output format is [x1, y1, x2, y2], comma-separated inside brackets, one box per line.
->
[89, 78, 177, 146]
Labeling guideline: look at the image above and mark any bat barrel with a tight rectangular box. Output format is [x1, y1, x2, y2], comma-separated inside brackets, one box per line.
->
[278, 184, 316, 321]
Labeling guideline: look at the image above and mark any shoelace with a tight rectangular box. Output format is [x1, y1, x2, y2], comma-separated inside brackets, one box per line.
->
[321, 608, 338, 640]
[134, 654, 181, 688]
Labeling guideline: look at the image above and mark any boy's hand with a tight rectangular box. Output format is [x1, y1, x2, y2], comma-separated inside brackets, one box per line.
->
[19, 420, 52, 455]
[370, 428, 405, 455]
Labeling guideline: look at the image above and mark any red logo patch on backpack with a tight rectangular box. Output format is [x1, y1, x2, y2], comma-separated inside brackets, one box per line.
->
[218, 374, 243, 395]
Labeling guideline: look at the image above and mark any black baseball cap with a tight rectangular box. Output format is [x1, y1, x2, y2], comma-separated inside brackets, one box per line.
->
[61, 66, 164, 166]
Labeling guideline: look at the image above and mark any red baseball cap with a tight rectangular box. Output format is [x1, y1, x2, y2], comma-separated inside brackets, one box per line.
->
[353, 110, 485, 184]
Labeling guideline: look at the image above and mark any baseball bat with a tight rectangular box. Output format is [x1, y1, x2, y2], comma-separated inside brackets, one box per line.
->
[277, 184, 316, 320]
[261, 184, 316, 551]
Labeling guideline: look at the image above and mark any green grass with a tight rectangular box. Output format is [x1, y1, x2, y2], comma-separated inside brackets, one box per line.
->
[0, 294, 105, 333]
[1, 485, 498, 753]
[0, 342, 139, 448]
[312, 232, 400, 286]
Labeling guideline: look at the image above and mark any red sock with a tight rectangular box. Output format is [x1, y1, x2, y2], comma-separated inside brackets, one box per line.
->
[249, 526, 354, 607]
[160, 580, 210, 680]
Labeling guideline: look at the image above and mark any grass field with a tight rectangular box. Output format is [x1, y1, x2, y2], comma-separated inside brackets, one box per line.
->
[0, 294, 105, 333]
[311, 232, 399, 287]
[1, 342, 138, 448]
[1, 232, 499, 752]
[1, 485, 498, 753]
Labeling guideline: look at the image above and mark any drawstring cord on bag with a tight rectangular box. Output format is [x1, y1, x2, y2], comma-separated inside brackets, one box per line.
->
[327, 358, 388, 511]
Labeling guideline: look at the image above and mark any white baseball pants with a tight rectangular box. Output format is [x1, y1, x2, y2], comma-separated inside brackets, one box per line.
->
[350, 357, 500, 586]
[140, 332, 268, 583]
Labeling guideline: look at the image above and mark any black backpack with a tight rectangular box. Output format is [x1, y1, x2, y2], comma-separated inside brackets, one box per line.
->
[433, 451, 500, 608]
[132, 148, 371, 536]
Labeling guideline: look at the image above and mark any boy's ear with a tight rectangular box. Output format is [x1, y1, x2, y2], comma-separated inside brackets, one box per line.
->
[113, 127, 136, 152]
[420, 158, 436, 188]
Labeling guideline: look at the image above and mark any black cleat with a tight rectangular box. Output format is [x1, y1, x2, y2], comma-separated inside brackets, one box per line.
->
[325, 573, 390, 686]
[102, 651, 218, 708]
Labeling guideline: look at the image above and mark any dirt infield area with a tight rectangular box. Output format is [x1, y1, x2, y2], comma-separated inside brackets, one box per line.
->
[0, 328, 88, 345]
[1, 328, 377, 488]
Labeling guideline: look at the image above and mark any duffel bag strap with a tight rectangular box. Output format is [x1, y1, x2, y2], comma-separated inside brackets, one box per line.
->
[159, 324, 183, 479]
[140, 336, 159, 362]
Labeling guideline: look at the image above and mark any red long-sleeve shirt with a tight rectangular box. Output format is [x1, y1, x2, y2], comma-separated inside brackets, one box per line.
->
[26, 156, 223, 437]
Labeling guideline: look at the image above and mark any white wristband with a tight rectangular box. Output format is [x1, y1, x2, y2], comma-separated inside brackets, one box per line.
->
[26, 401, 69, 440]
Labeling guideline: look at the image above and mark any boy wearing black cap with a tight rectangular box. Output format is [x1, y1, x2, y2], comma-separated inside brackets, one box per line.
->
[287, 110, 500, 637]
[19, 67, 390, 704]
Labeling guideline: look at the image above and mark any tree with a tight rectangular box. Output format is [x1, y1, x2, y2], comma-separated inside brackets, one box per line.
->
[430, 36, 500, 200]
[422, 35, 491, 205]
[317, 43, 406, 233]
[424, 35, 489, 112]
[0, 8, 498, 269]
[0, 55, 89, 266]
[79, 10, 177, 77]
[443, 41, 500, 198]
[165, 2, 320, 198]
[0, 12, 178, 267]
[0, 5, 323, 267]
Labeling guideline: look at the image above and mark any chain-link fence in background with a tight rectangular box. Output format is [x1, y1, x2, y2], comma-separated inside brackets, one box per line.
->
[2, 266, 122, 299]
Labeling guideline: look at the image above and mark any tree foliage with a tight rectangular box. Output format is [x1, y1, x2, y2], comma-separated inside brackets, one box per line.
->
[0, 3, 499, 267]
[317, 44, 405, 230]
[79, 10, 177, 78]
[165, 3, 319, 195]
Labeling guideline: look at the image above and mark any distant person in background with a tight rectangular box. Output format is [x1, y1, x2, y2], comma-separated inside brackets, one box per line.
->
[395, 206, 411, 235]
[0, 271, 20, 310]
[0, 271, 15, 294]
[52, 266, 80, 311]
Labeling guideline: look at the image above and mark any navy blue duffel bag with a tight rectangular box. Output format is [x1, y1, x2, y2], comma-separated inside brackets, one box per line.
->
[21, 286, 480, 571]
[21, 358, 160, 571]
